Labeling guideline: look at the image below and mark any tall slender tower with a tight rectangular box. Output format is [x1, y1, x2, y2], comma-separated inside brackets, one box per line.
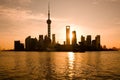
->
[47, 0, 52, 39]
[72, 31, 77, 45]
[66, 26, 70, 45]
[95, 35, 101, 49]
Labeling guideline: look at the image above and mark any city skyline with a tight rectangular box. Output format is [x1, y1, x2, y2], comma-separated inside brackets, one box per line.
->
[0, 0, 120, 50]
[14, 27, 102, 51]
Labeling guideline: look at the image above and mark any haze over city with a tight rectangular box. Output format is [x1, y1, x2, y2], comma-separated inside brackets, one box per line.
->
[0, 0, 120, 50]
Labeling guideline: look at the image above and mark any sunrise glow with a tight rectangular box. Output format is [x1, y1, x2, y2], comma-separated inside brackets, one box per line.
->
[0, 0, 120, 50]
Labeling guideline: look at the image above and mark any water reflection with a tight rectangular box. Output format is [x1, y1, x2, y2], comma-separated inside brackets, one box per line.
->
[68, 52, 75, 79]
[0, 51, 120, 79]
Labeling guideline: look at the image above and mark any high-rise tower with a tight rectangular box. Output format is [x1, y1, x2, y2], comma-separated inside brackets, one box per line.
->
[86, 35, 92, 47]
[66, 26, 70, 45]
[95, 35, 101, 49]
[52, 34, 56, 44]
[47, 0, 52, 39]
[72, 31, 77, 45]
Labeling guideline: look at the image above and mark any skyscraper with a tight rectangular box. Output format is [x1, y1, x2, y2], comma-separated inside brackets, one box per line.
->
[86, 35, 92, 48]
[81, 35, 85, 43]
[47, 0, 52, 39]
[25, 36, 31, 50]
[25, 36, 37, 51]
[72, 31, 77, 45]
[38, 35, 44, 50]
[39, 35, 43, 43]
[14, 40, 24, 51]
[52, 34, 56, 44]
[81, 35, 85, 47]
[66, 26, 70, 45]
[86, 35, 92, 51]
[44, 35, 51, 48]
[95, 35, 101, 49]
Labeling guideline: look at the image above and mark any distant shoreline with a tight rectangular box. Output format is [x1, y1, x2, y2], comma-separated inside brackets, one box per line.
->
[1, 49, 119, 52]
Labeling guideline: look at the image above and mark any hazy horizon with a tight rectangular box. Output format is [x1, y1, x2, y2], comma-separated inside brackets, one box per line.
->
[0, 0, 120, 50]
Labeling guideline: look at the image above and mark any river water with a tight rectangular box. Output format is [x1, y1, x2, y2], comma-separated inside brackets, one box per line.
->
[0, 51, 120, 80]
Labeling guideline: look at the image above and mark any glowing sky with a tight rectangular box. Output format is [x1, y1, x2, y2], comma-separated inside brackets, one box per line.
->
[0, 0, 120, 49]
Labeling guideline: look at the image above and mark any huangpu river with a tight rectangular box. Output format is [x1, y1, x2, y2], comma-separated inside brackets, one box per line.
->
[0, 51, 120, 80]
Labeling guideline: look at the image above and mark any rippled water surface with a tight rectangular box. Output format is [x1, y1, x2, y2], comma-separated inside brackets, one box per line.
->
[0, 51, 120, 80]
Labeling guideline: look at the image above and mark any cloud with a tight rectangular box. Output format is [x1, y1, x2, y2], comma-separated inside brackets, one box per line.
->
[0, 0, 31, 8]
[0, 5, 46, 23]
[92, 0, 119, 4]
[8, 0, 31, 4]
[0, 4, 48, 37]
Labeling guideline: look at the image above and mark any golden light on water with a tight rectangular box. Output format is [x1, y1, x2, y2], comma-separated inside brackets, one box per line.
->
[68, 52, 75, 78]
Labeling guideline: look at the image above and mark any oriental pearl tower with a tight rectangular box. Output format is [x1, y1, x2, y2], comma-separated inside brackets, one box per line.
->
[47, 0, 52, 39]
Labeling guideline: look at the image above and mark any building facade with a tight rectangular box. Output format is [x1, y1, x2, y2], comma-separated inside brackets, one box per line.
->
[14, 40, 24, 51]
[95, 35, 101, 49]
[66, 26, 70, 45]
[52, 34, 56, 44]
[72, 31, 77, 45]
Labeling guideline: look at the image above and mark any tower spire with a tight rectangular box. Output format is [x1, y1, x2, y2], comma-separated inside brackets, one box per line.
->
[48, 0, 50, 19]
[47, 0, 52, 39]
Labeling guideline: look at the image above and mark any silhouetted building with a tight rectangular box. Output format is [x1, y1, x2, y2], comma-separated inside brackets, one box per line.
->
[44, 35, 51, 49]
[103, 45, 107, 50]
[25, 36, 31, 50]
[31, 38, 38, 50]
[47, 2, 52, 39]
[63, 41, 65, 45]
[78, 35, 86, 51]
[92, 40, 96, 50]
[86, 35, 92, 50]
[38, 35, 44, 50]
[14, 40, 24, 51]
[52, 34, 56, 44]
[86, 35, 91, 46]
[81, 35, 85, 43]
[66, 26, 70, 45]
[72, 31, 77, 45]
[39, 35, 43, 42]
[95, 35, 101, 49]
[25, 36, 38, 51]
[91, 35, 101, 50]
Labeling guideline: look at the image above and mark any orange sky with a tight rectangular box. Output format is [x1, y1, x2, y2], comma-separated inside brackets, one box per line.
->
[0, 0, 120, 50]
